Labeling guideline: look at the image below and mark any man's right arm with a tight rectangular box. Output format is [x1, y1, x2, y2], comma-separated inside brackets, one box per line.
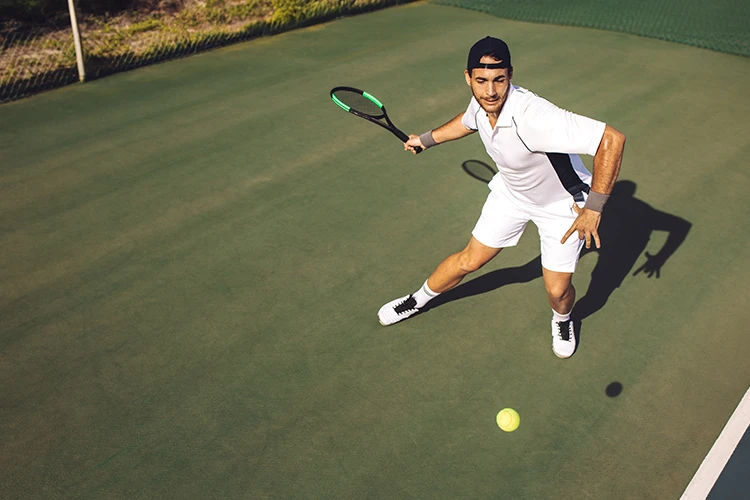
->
[404, 112, 475, 154]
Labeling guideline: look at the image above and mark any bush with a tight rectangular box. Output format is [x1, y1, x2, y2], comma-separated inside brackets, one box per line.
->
[270, 0, 304, 26]
[0, 0, 138, 21]
[0, 0, 60, 21]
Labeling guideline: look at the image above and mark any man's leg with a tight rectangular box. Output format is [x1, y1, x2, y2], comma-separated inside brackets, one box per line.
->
[379, 188, 528, 326]
[378, 237, 502, 326]
[542, 267, 577, 358]
[427, 237, 503, 293]
[542, 268, 575, 316]
[534, 194, 588, 358]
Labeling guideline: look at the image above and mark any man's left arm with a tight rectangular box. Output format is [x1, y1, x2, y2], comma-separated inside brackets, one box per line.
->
[562, 124, 626, 248]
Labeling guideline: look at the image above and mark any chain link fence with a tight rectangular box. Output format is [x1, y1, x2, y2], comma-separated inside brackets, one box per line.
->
[0, 0, 414, 104]
[434, 0, 750, 58]
[1, 19, 80, 103]
[5, 0, 748, 104]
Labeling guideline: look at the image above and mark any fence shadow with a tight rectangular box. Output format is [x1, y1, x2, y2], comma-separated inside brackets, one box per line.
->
[421, 161, 692, 321]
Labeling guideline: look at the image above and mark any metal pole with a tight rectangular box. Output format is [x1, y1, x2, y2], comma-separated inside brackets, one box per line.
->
[67, 0, 86, 82]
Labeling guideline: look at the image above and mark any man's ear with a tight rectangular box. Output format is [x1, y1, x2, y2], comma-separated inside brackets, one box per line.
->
[509, 67, 514, 80]
[464, 69, 472, 86]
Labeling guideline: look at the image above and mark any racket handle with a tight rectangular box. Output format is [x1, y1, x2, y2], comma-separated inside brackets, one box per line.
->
[395, 130, 422, 154]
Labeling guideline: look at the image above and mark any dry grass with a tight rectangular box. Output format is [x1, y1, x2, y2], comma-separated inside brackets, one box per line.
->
[0, 0, 412, 101]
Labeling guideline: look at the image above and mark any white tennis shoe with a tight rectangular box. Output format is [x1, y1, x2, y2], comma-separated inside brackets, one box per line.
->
[378, 294, 420, 326]
[552, 319, 576, 358]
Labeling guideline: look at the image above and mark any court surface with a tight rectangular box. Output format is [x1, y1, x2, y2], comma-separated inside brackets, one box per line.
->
[2, 2, 750, 499]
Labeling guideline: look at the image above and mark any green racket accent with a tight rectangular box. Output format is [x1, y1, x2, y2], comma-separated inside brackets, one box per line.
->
[331, 94, 350, 112]
[362, 91, 383, 108]
[329, 85, 421, 153]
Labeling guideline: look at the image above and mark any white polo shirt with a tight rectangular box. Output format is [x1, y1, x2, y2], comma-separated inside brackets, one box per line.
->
[461, 84, 606, 207]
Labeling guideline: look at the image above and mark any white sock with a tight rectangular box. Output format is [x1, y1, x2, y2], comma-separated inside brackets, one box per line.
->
[413, 280, 440, 308]
[552, 308, 571, 323]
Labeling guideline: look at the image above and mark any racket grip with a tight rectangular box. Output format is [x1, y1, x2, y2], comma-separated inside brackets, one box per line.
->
[394, 129, 422, 154]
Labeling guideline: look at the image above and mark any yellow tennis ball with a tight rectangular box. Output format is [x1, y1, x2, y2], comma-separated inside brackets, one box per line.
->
[496, 408, 520, 432]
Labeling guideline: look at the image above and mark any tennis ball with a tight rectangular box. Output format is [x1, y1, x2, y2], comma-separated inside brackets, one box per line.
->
[496, 408, 520, 432]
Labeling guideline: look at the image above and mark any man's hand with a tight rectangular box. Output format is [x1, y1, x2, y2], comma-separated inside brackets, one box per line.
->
[404, 134, 424, 155]
[561, 204, 602, 249]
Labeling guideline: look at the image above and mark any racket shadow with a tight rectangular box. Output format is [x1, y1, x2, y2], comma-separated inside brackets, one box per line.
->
[461, 159, 497, 184]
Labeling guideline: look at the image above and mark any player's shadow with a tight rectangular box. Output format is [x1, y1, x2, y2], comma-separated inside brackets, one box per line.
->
[421, 161, 692, 321]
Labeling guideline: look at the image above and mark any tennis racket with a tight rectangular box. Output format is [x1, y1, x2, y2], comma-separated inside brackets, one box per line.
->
[330, 86, 422, 154]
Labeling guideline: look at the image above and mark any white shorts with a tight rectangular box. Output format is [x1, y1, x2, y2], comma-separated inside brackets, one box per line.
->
[471, 187, 586, 273]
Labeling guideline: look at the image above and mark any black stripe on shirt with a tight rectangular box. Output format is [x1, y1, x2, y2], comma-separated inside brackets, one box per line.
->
[545, 153, 590, 202]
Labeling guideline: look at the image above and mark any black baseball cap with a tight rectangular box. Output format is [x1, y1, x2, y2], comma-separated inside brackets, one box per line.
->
[467, 36, 512, 71]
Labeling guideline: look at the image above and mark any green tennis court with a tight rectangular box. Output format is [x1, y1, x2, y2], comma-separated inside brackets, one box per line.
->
[2, 2, 749, 498]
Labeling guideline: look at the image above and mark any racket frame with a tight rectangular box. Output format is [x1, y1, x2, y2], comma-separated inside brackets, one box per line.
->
[330, 86, 420, 151]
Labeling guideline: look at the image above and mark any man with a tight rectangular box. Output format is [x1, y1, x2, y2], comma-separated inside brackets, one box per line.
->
[377, 36, 626, 359]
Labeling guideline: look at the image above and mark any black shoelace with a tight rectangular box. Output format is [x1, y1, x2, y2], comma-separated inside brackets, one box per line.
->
[557, 320, 572, 341]
[394, 295, 418, 314]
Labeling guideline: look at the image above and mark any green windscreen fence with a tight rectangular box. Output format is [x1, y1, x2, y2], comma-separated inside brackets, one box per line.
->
[432, 0, 750, 57]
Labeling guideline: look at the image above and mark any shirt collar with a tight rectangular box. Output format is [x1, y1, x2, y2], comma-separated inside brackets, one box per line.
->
[494, 84, 517, 128]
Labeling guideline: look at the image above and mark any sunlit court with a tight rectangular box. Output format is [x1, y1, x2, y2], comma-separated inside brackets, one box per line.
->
[1, 1, 749, 498]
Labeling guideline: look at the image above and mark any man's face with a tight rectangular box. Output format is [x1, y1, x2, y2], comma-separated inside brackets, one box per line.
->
[464, 56, 512, 115]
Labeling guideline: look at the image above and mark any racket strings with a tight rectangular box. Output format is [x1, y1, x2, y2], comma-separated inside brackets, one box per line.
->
[333, 90, 383, 117]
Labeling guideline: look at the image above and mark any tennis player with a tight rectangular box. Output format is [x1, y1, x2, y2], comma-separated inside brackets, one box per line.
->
[378, 36, 626, 358]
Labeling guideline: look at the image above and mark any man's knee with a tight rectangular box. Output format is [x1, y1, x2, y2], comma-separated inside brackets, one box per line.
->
[545, 280, 574, 302]
[457, 249, 491, 274]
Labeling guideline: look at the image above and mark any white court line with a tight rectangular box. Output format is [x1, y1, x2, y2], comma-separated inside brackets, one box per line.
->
[680, 385, 750, 500]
